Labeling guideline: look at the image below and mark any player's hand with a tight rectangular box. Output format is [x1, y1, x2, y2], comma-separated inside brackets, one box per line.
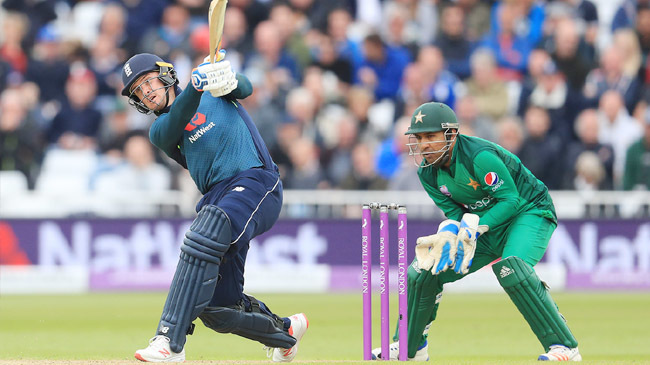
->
[191, 60, 237, 95]
[452, 213, 489, 275]
[191, 52, 237, 96]
[414, 219, 459, 274]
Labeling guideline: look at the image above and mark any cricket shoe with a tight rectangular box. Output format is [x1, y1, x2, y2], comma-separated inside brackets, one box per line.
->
[268, 313, 309, 362]
[538, 345, 582, 361]
[371, 341, 429, 361]
[134, 335, 185, 362]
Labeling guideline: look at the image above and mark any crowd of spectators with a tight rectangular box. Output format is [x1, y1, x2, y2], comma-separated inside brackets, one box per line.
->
[1, 0, 650, 197]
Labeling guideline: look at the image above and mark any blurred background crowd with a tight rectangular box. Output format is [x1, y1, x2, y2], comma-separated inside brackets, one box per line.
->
[1, 0, 650, 201]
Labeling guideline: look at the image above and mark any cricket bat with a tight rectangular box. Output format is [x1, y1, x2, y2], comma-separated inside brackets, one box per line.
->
[208, 0, 228, 64]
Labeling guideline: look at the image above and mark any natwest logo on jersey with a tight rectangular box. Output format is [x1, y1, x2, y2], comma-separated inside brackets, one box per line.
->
[186, 112, 215, 143]
[185, 112, 207, 131]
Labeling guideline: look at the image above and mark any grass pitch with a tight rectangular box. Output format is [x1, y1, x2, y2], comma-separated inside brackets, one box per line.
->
[0, 292, 649, 364]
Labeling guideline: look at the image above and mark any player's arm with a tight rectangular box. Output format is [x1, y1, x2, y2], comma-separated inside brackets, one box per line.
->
[149, 81, 202, 153]
[229, 73, 252, 99]
[473, 150, 520, 228]
[416, 173, 466, 274]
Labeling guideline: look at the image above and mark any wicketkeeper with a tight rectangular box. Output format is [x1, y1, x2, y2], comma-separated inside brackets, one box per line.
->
[121, 52, 308, 362]
[372, 102, 581, 361]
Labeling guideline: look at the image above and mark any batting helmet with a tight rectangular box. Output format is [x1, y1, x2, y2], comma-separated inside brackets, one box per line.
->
[121, 53, 177, 96]
[121, 53, 178, 114]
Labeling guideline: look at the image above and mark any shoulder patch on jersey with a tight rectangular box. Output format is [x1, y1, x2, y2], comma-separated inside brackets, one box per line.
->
[484, 172, 499, 186]
[439, 185, 451, 197]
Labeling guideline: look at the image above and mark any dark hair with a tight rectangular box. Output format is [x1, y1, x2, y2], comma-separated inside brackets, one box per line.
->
[363, 33, 384, 48]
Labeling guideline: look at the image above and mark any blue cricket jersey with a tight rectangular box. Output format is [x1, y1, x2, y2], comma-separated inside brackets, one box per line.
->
[149, 76, 273, 194]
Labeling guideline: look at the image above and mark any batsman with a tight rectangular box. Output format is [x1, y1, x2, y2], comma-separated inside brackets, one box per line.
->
[119, 1, 309, 362]
[372, 102, 581, 361]
[121, 52, 308, 362]
[118, 2, 311, 358]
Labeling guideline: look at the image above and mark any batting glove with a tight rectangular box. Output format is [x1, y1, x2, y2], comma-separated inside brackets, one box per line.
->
[191, 54, 238, 96]
[452, 213, 489, 275]
[415, 219, 459, 275]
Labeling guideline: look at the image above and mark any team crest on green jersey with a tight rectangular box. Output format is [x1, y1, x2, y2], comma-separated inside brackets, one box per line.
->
[439, 185, 451, 197]
[467, 178, 480, 190]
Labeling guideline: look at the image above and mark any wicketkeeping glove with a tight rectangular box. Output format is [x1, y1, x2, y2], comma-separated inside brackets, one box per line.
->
[415, 219, 459, 275]
[452, 213, 489, 275]
[191, 51, 238, 96]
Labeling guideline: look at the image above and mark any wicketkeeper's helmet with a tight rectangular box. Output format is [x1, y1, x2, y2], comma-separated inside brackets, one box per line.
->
[405, 102, 460, 168]
[404, 102, 459, 135]
[121, 53, 178, 114]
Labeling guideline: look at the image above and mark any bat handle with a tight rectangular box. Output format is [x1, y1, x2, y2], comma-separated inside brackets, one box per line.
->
[213, 47, 225, 63]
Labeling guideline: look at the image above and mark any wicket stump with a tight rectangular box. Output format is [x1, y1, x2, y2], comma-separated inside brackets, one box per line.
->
[362, 203, 408, 361]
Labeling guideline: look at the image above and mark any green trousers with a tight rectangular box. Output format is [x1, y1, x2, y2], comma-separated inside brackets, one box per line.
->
[403, 211, 562, 357]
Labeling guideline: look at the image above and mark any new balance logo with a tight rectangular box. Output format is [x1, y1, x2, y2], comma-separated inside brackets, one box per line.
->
[499, 266, 514, 278]
[159, 326, 169, 334]
[282, 348, 294, 357]
[158, 348, 170, 356]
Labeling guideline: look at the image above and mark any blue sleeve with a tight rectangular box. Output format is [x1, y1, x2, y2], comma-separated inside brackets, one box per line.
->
[375, 48, 410, 100]
[527, 5, 545, 45]
[446, 45, 472, 79]
[375, 139, 399, 178]
[490, 3, 499, 34]
[149, 81, 202, 154]
[149, 75, 252, 157]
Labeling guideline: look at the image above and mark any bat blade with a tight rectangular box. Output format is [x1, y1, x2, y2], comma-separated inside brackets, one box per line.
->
[208, 0, 228, 64]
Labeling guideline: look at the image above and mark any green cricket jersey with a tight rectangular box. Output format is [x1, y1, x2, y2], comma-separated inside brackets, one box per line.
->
[418, 135, 556, 230]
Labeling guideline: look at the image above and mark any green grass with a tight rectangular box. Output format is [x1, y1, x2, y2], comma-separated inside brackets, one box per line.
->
[1, 292, 649, 363]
